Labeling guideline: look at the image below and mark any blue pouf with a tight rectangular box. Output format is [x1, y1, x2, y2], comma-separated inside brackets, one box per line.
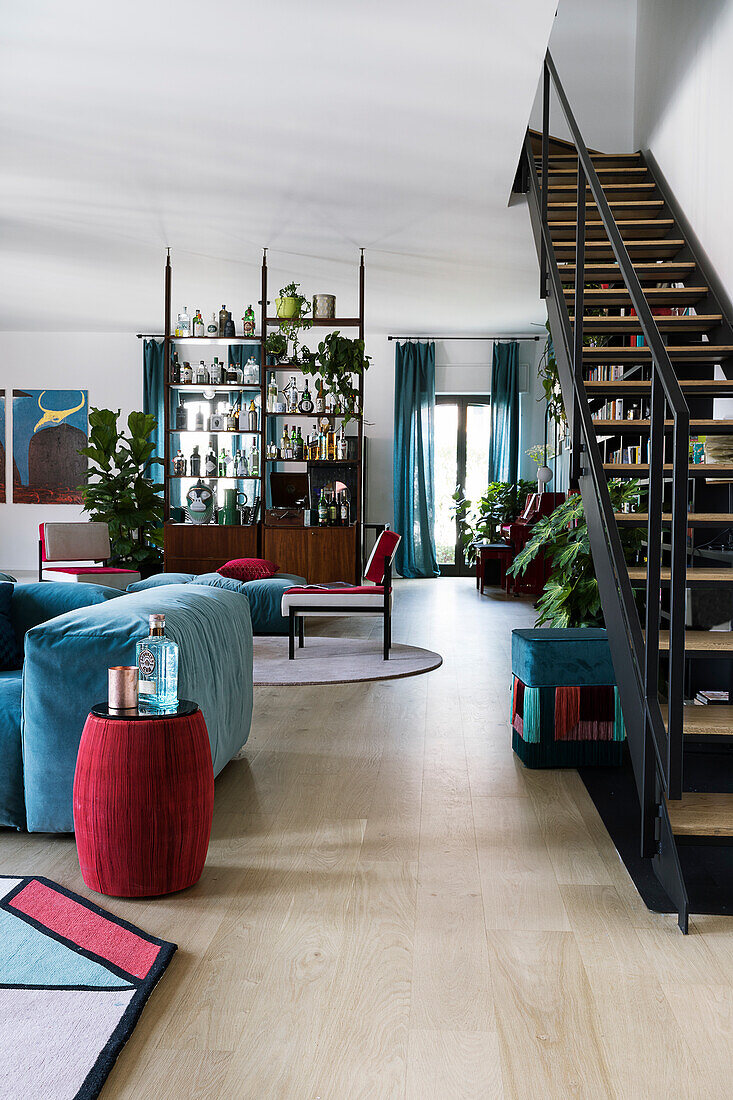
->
[511, 628, 625, 769]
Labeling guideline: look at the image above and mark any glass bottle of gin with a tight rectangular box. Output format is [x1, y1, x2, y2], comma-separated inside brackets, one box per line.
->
[136, 614, 179, 711]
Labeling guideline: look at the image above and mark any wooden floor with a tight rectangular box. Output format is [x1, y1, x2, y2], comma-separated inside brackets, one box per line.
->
[3, 578, 733, 1098]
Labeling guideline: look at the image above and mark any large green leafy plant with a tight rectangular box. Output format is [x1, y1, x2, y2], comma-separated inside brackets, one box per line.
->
[301, 331, 370, 423]
[79, 409, 164, 569]
[507, 481, 645, 627]
[451, 480, 536, 565]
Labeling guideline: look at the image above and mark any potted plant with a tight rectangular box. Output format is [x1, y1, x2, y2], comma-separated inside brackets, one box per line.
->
[507, 480, 645, 626]
[78, 408, 164, 576]
[264, 331, 289, 364]
[267, 282, 313, 363]
[300, 331, 371, 424]
[275, 281, 311, 321]
[526, 443, 556, 493]
[451, 479, 536, 565]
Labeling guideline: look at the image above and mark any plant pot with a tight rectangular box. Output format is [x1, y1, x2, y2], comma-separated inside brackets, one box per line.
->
[275, 296, 300, 320]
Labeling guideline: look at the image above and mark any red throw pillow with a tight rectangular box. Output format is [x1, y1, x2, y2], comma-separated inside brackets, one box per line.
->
[218, 558, 279, 582]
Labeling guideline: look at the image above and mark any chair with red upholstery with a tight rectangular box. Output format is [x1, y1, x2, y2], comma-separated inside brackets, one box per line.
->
[38, 522, 141, 590]
[280, 527, 401, 660]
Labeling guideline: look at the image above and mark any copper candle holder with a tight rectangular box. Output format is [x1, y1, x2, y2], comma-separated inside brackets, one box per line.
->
[108, 666, 139, 711]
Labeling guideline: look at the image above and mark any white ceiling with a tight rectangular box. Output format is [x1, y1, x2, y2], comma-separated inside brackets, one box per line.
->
[0, 0, 558, 334]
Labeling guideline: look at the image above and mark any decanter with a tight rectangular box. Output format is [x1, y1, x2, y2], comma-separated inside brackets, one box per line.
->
[136, 614, 179, 711]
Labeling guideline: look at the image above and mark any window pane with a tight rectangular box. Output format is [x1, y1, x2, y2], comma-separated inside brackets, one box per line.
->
[465, 404, 491, 506]
[434, 403, 458, 566]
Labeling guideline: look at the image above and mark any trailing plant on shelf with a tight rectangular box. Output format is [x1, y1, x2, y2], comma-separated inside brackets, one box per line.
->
[300, 331, 371, 424]
[78, 408, 164, 571]
[266, 281, 312, 364]
[451, 479, 536, 565]
[507, 480, 646, 628]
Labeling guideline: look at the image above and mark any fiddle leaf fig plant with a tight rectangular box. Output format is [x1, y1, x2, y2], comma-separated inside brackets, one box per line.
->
[507, 481, 646, 627]
[300, 331, 371, 423]
[78, 408, 164, 569]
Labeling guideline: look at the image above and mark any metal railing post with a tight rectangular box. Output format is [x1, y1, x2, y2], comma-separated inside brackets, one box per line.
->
[540, 62, 550, 300]
[668, 408, 689, 798]
[571, 164, 585, 486]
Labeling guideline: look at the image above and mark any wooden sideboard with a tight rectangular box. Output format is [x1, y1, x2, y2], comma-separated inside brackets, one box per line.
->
[164, 524, 259, 575]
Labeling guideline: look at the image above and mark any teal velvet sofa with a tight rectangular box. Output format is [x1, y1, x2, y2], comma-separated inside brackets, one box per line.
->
[3, 582, 254, 833]
[127, 571, 306, 635]
[1, 583, 122, 830]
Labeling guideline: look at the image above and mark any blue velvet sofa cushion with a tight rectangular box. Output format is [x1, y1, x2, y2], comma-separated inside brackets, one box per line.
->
[10, 582, 121, 652]
[192, 572, 306, 634]
[22, 583, 254, 833]
[126, 572, 197, 592]
[0, 671, 25, 829]
[0, 583, 22, 670]
[511, 628, 616, 688]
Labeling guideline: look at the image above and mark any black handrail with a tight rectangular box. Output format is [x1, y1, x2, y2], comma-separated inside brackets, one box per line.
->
[537, 50, 690, 806]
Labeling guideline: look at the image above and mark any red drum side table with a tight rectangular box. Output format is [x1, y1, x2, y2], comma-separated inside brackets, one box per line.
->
[73, 701, 214, 897]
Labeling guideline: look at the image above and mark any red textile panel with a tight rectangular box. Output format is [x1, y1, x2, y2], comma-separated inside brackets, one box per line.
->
[73, 710, 214, 897]
[364, 530, 401, 584]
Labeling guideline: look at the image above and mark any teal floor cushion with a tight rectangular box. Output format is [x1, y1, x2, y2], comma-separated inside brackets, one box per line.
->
[511, 628, 625, 768]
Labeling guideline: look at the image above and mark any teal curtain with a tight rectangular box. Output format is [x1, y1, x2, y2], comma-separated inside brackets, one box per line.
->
[393, 342, 439, 578]
[488, 340, 519, 485]
[142, 339, 165, 468]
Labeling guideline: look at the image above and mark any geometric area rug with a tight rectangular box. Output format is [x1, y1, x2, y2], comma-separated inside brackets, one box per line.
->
[0, 875, 176, 1100]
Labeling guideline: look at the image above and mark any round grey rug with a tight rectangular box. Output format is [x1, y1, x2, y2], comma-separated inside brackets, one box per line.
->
[253, 634, 443, 686]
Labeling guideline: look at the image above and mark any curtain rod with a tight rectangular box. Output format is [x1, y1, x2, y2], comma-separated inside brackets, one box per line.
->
[387, 334, 541, 342]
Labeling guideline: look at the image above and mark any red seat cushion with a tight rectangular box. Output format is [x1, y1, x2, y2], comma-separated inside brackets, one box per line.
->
[218, 558, 279, 582]
[45, 566, 138, 575]
[284, 585, 388, 595]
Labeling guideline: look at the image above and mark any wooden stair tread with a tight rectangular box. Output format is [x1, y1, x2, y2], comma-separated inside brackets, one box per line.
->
[587, 380, 733, 395]
[549, 199, 664, 213]
[604, 464, 733, 477]
[572, 315, 721, 333]
[564, 287, 707, 305]
[663, 705, 733, 738]
[555, 241, 686, 260]
[666, 793, 733, 838]
[542, 167, 650, 180]
[583, 345, 733, 363]
[593, 419, 733, 431]
[551, 219, 675, 240]
[629, 567, 733, 584]
[560, 261, 694, 281]
[535, 152, 642, 162]
[615, 512, 733, 525]
[657, 630, 733, 654]
[547, 183, 657, 194]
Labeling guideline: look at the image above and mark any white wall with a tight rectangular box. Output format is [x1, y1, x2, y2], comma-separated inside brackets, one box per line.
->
[530, 0, 638, 152]
[635, 0, 733, 305]
[0, 333, 141, 571]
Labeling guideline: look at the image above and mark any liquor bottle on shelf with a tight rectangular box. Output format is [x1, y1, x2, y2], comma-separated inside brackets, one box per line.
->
[175, 399, 187, 430]
[194, 407, 204, 431]
[181, 361, 193, 384]
[318, 489, 328, 527]
[267, 374, 278, 412]
[310, 424, 318, 460]
[210, 357, 222, 384]
[327, 490, 338, 527]
[242, 305, 256, 337]
[224, 311, 235, 337]
[170, 352, 180, 384]
[190, 445, 201, 477]
[315, 381, 325, 414]
[243, 356, 259, 384]
[193, 310, 205, 338]
[196, 360, 209, 385]
[249, 440, 260, 476]
[207, 312, 218, 338]
[227, 403, 238, 432]
[336, 425, 348, 461]
[339, 488, 350, 526]
[226, 361, 238, 385]
[218, 447, 227, 477]
[234, 449, 245, 477]
[247, 399, 258, 431]
[204, 440, 217, 477]
[219, 305, 228, 337]
[136, 614, 179, 712]
[225, 448, 236, 478]
[287, 376, 299, 413]
[177, 306, 190, 338]
[327, 429, 336, 461]
[299, 381, 314, 414]
[172, 449, 187, 476]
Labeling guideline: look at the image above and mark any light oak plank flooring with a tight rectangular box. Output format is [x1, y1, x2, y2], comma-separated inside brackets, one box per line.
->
[2, 577, 733, 1097]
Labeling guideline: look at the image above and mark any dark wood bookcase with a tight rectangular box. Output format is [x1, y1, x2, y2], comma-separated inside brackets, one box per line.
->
[152, 250, 365, 582]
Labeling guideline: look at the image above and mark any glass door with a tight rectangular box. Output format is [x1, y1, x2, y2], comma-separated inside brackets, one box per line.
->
[434, 396, 491, 575]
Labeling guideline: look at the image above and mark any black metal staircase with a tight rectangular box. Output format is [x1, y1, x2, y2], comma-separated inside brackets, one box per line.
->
[522, 51, 733, 932]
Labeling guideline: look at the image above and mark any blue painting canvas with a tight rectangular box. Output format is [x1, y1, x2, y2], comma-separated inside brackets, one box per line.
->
[12, 390, 88, 503]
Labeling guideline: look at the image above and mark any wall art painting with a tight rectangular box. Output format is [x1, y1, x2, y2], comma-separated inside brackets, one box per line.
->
[12, 389, 88, 504]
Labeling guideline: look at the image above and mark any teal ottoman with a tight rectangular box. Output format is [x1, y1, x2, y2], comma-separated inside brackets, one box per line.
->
[511, 628, 625, 768]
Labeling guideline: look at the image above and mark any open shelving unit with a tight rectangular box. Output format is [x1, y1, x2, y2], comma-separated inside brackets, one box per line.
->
[150, 249, 366, 582]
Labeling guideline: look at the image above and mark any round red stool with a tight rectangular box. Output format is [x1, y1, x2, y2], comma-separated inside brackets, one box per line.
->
[73, 701, 214, 897]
